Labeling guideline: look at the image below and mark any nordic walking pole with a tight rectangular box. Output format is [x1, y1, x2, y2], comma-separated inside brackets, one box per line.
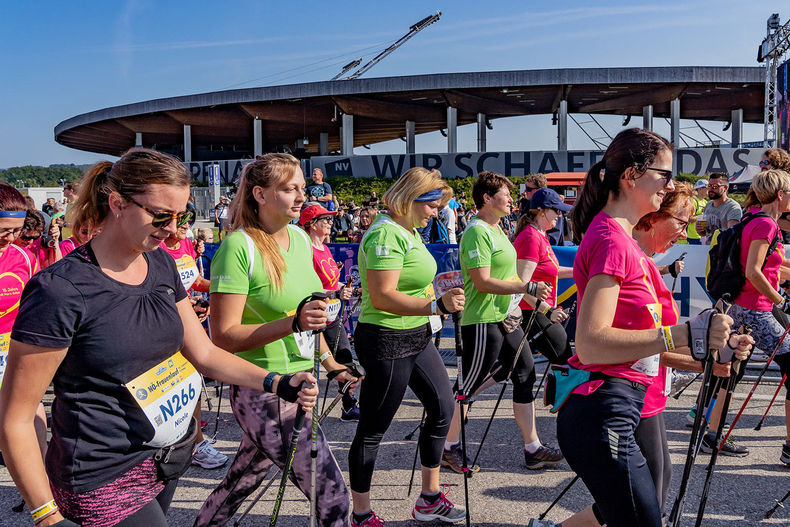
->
[668, 355, 716, 527]
[765, 488, 790, 519]
[719, 319, 790, 451]
[754, 373, 787, 430]
[406, 410, 426, 497]
[236, 376, 359, 527]
[452, 311, 472, 527]
[471, 307, 538, 468]
[538, 475, 579, 521]
[212, 383, 224, 437]
[309, 292, 331, 527]
[671, 252, 687, 293]
[269, 380, 310, 527]
[694, 358, 741, 527]
[321, 296, 347, 416]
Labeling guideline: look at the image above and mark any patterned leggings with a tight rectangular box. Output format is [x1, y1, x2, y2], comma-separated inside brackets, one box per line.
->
[194, 386, 350, 527]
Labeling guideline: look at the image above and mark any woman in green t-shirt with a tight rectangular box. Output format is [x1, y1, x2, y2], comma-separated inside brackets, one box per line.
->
[348, 168, 465, 527]
[196, 154, 359, 527]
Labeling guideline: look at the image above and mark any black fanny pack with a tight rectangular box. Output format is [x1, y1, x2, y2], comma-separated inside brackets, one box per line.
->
[153, 417, 198, 481]
[526, 312, 572, 365]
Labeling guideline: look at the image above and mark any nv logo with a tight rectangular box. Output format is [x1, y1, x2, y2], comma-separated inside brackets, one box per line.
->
[376, 246, 390, 257]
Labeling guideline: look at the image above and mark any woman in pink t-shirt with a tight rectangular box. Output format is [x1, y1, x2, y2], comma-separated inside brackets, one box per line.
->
[299, 203, 358, 420]
[552, 129, 751, 527]
[729, 169, 790, 467]
[14, 210, 61, 269]
[0, 184, 48, 460]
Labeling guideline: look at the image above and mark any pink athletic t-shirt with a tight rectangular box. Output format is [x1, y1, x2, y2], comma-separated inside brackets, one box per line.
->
[569, 212, 672, 391]
[0, 244, 37, 387]
[641, 276, 680, 418]
[159, 239, 199, 291]
[311, 243, 342, 291]
[513, 224, 559, 310]
[734, 208, 784, 312]
[60, 237, 79, 256]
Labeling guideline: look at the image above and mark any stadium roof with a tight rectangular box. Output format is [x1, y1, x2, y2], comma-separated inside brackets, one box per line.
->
[55, 66, 765, 160]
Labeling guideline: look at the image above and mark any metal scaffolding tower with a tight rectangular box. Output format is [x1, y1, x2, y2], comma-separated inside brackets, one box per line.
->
[758, 13, 790, 147]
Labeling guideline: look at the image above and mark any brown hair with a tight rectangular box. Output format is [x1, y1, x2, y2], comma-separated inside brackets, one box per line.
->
[23, 210, 45, 233]
[742, 169, 790, 210]
[570, 128, 672, 240]
[229, 153, 301, 290]
[634, 182, 694, 231]
[70, 148, 190, 233]
[0, 183, 26, 213]
[472, 171, 514, 209]
[525, 173, 547, 190]
[763, 148, 790, 171]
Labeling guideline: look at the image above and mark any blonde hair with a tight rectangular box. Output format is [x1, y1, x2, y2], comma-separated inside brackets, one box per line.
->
[70, 149, 190, 235]
[742, 169, 790, 210]
[383, 168, 453, 218]
[229, 153, 301, 290]
[196, 228, 213, 241]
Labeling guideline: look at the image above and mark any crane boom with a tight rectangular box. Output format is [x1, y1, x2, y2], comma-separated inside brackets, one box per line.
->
[341, 11, 441, 80]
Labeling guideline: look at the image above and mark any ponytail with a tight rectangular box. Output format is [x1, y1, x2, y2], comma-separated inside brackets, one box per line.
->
[570, 128, 673, 241]
[571, 160, 611, 241]
[69, 161, 113, 235]
[741, 188, 760, 211]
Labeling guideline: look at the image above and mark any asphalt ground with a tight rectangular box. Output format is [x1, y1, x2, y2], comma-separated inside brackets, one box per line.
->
[1, 345, 788, 526]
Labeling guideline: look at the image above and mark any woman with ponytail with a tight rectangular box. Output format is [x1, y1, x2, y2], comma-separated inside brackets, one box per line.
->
[0, 149, 318, 527]
[547, 129, 753, 527]
[196, 153, 359, 527]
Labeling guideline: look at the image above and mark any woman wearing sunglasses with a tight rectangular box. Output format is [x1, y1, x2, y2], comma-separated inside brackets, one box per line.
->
[0, 149, 318, 527]
[553, 129, 750, 527]
[15, 209, 62, 269]
[530, 183, 751, 527]
[299, 203, 359, 421]
[196, 154, 358, 527]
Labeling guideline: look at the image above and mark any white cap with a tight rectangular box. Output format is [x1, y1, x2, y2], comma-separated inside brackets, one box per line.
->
[694, 179, 708, 189]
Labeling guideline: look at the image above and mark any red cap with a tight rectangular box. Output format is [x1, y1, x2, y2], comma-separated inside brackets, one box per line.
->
[299, 203, 337, 225]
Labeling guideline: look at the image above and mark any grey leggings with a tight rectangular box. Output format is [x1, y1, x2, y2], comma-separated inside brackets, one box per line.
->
[195, 386, 350, 527]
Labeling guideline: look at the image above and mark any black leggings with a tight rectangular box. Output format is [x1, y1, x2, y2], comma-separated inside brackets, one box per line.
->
[774, 353, 790, 401]
[116, 480, 177, 527]
[635, 412, 672, 518]
[459, 322, 536, 403]
[348, 327, 454, 493]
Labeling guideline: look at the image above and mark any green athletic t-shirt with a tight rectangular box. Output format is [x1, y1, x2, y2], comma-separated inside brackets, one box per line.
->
[460, 218, 519, 325]
[210, 226, 322, 374]
[359, 214, 436, 330]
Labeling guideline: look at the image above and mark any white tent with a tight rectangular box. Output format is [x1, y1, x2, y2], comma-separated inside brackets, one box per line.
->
[728, 164, 761, 192]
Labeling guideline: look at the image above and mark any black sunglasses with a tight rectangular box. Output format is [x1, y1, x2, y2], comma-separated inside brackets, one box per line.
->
[645, 167, 674, 185]
[20, 234, 41, 241]
[128, 198, 193, 228]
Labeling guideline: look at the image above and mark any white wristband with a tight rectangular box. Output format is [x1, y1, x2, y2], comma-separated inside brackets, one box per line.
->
[430, 299, 438, 315]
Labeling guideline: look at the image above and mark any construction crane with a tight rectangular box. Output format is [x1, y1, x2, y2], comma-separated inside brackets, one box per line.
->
[758, 13, 790, 147]
[334, 12, 441, 80]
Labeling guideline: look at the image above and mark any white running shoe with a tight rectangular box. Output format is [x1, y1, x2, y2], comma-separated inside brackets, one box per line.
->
[192, 439, 228, 469]
[412, 491, 465, 523]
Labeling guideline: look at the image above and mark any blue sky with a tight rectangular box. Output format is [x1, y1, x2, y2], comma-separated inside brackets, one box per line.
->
[0, 0, 782, 168]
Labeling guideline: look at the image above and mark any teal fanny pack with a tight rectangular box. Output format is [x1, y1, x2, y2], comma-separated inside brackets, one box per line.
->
[544, 365, 649, 413]
[544, 365, 592, 414]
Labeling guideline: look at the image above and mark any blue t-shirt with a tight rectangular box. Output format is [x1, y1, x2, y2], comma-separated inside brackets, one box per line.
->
[306, 182, 334, 210]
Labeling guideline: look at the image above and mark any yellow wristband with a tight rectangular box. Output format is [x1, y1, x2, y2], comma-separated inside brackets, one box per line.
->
[31, 500, 58, 521]
[539, 302, 551, 315]
[319, 351, 333, 362]
[660, 326, 675, 353]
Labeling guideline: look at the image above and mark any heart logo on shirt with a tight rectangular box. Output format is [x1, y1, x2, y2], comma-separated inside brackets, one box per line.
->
[0, 272, 25, 319]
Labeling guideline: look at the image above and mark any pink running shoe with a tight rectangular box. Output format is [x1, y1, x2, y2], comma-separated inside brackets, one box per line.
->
[351, 510, 385, 526]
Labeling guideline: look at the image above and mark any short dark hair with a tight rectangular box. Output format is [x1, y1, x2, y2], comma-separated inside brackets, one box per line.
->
[708, 173, 729, 184]
[472, 171, 514, 209]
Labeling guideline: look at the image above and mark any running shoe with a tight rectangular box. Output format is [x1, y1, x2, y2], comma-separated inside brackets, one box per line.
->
[192, 439, 228, 469]
[526, 520, 558, 527]
[412, 491, 465, 523]
[700, 433, 749, 457]
[669, 372, 698, 397]
[341, 405, 360, 422]
[524, 445, 564, 470]
[685, 405, 697, 427]
[781, 442, 790, 466]
[441, 443, 481, 474]
[351, 510, 385, 527]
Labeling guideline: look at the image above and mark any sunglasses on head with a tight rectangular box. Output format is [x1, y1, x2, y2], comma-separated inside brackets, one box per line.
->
[128, 198, 193, 228]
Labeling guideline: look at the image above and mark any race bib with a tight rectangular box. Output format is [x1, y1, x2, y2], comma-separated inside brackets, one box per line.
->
[293, 331, 316, 360]
[631, 303, 663, 377]
[506, 275, 525, 314]
[0, 332, 9, 389]
[175, 254, 199, 291]
[125, 351, 201, 447]
[429, 315, 443, 334]
[326, 298, 341, 323]
[664, 368, 673, 397]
